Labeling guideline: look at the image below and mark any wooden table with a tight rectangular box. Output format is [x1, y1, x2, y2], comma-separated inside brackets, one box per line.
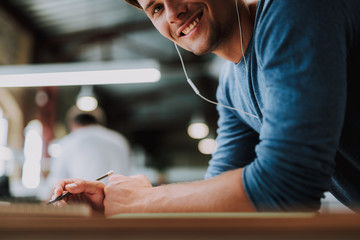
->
[1, 212, 359, 240]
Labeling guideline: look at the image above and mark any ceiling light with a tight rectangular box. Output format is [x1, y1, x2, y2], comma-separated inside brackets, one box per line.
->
[0, 60, 161, 87]
[198, 138, 217, 155]
[187, 112, 209, 139]
[76, 97, 98, 112]
[76, 86, 98, 112]
[187, 123, 209, 139]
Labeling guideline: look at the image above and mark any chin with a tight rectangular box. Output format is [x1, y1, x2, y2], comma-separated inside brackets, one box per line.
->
[188, 44, 212, 56]
[177, 41, 212, 56]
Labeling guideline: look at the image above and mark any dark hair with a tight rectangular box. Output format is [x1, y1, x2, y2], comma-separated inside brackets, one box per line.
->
[73, 113, 98, 126]
[125, 0, 142, 9]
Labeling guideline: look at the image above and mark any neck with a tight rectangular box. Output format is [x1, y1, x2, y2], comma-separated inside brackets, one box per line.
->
[213, 0, 257, 63]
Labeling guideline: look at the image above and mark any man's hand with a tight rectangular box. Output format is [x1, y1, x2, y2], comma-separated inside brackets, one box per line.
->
[103, 169, 255, 217]
[51, 178, 105, 213]
[104, 174, 152, 216]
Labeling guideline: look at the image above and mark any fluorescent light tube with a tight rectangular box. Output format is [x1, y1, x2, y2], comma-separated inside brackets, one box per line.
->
[0, 60, 161, 87]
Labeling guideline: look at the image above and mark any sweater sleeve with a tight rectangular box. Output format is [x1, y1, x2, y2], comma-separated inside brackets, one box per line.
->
[243, 0, 349, 211]
[205, 63, 259, 180]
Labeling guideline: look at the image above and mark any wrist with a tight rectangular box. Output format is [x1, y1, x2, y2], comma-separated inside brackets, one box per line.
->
[140, 169, 255, 213]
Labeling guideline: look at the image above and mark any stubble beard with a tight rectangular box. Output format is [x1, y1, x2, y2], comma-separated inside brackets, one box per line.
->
[187, 18, 234, 57]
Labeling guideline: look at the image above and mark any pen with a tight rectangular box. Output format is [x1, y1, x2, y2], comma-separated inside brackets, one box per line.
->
[47, 170, 114, 205]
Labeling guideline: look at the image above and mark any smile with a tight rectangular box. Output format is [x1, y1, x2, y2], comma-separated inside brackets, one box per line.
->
[180, 12, 203, 37]
[182, 18, 200, 36]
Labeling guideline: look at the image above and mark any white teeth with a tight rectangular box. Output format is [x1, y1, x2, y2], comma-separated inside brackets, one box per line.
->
[182, 18, 200, 35]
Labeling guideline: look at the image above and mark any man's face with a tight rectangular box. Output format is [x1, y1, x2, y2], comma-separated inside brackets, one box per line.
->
[138, 0, 238, 55]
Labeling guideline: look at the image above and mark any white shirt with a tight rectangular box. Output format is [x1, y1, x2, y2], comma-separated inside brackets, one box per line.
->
[42, 125, 130, 198]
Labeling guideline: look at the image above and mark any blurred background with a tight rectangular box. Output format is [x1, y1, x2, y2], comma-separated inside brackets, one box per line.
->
[0, 0, 225, 198]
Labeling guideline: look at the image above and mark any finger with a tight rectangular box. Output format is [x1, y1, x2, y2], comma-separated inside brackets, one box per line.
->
[65, 179, 105, 195]
[54, 199, 68, 207]
[51, 178, 79, 199]
[51, 187, 63, 200]
[52, 178, 79, 193]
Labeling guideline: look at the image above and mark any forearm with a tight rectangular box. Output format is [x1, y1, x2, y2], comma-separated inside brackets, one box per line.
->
[141, 169, 255, 213]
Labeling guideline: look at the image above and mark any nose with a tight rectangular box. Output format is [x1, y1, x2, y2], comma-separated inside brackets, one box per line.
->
[164, 1, 187, 24]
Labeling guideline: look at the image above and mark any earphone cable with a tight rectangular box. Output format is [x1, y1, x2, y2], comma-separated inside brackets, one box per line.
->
[235, 0, 248, 71]
[174, 43, 258, 119]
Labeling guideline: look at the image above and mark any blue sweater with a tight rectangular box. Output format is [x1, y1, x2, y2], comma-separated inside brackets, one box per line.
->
[205, 0, 360, 212]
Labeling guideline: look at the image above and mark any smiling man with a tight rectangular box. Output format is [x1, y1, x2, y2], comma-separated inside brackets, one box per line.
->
[51, 0, 360, 215]
[140, 0, 254, 60]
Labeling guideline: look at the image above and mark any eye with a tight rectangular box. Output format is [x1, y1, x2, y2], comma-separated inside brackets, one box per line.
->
[153, 4, 163, 14]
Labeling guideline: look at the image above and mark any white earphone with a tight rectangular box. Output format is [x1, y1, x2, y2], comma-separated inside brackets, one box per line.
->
[174, 0, 258, 119]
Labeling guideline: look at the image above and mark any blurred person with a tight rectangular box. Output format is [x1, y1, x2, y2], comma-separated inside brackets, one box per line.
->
[42, 109, 130, 200]
[51, 0, 360, 215]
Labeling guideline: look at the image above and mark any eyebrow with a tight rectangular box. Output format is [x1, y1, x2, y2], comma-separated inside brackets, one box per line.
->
[144, 0, 155, 12]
